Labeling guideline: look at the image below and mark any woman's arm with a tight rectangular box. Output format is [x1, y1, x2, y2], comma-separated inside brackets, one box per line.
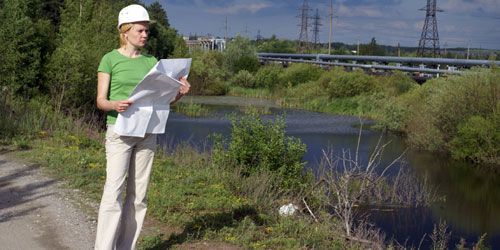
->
[96, 72, 132, 112]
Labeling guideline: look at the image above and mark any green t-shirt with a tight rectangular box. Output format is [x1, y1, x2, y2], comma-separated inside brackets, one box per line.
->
[98, 49, 157, 124]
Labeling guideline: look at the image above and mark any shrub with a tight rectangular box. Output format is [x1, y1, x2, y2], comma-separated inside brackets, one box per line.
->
[256, 35, 297, 53]
[279, 63, 322, 88]
[224, 35, 260, 73]
[430, 70, 497, 142]
[213, 114, 307, 190]
[319, 68, 376, 99]
[232, 55, 260, 74]
[189, 50, 229, 95]
[385, 69, 500, 158]
[281, 80, 325, 111]
[254, 64, 284, 89]
[231, 70, 255, 88]
[376, 96, 409, 131]
[378, 71, 418, 96]
[450, 114, 500, 164]
[204, 80, 230, 96]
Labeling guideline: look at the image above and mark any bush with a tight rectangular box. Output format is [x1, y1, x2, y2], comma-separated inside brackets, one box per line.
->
[319, 68, 376, 99]
[189, 50, 229, 95]
[224, 35, 259, 73]
[370, 67, 500, 164]
[376, 95, 409, 131]
[378, 71, 418, 96]
[213, 114, 307, 190]
[431, 71, 496, 142]
[204, 80, 230, 96]
[256, 35, 297, 53]
[450, 114, 500, 164]
[254, 64, 284, 89]
[281, 80, 325, 111]
[232, 55, 260, 74]
[279, 63, 323, 88]
[400, 68, 499, 152]
[231, 70, 255, 88]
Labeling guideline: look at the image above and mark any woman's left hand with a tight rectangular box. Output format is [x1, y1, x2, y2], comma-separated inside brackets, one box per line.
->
[179, 76, 191, 95]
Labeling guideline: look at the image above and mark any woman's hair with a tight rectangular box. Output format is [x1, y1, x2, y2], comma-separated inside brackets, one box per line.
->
[119, 23, 134, 47]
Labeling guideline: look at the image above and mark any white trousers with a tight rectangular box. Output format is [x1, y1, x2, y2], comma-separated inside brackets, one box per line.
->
[95, 125, 157, 250]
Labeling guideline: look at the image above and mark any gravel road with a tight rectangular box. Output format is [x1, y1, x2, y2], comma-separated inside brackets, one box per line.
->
[0, 153, 96, 250]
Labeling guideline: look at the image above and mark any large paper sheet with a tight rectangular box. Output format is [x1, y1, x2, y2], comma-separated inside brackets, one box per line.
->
[114, 58, 192, 137]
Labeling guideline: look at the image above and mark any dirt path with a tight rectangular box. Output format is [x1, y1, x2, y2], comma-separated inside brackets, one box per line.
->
[0, 152, 242, 250]
[0, 153, 96, 250]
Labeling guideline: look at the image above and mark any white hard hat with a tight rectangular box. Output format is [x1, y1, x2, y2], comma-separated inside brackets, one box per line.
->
[118, 4, 150, 29]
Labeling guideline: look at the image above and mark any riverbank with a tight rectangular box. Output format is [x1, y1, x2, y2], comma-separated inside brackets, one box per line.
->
[218, 66, 500, 166]
[2, 94, 497, 248]
[0, 99, 365, 249]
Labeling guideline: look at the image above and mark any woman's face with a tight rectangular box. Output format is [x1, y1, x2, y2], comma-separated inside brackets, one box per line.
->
[125, 22, 149, 48]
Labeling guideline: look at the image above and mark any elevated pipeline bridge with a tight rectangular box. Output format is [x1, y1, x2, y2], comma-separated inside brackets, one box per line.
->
[257, 53, 500, 82]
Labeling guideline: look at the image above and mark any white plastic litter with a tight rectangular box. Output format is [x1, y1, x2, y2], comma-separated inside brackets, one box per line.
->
[279, 203, 299, 216]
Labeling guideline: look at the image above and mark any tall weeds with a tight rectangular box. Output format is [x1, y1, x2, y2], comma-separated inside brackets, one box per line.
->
[310, 126, 436, 248]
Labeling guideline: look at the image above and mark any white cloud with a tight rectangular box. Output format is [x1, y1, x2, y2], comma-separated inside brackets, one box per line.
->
[390, 21, 409, 29]
[442, 0, 500, 15]
[205, 3, 271, 15]
[442, 24, 459, 33]
[338, 4, 383, 17]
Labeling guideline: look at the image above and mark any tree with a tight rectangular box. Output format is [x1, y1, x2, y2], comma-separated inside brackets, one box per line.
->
[171, 35, 189, 58]
[145, 23, 177, 59]
[147, 1, 169, 27]
[45, 0, 117, 112]
[144, 1, 177, 59]
[256, 35, 297, 53]
[0, 0, 41, 98]
[224, 35, 260, 73]
[27, 0, 64, 28]
[359, 37, 385, 56]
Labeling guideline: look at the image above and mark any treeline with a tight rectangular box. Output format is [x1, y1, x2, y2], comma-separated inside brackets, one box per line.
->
[254, 35, 498, 59]
[0, 0, 181, 115]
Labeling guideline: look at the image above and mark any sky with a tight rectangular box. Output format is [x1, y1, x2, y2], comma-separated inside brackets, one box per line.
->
[143, 0, 500, 50]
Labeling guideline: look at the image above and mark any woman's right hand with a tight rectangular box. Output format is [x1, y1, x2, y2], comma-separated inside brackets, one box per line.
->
[113, 100, 133, 113]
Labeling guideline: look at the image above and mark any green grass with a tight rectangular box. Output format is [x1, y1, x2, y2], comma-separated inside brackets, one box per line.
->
[15, 131, 106, 201]
[172, 101, 208, 117]
[240, 105, 272, 115]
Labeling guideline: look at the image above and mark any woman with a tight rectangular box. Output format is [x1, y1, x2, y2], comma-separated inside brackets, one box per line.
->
[94, 4, 190, 250]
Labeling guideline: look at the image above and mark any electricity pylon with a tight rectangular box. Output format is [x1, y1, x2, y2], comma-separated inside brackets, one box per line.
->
[417, 0, 443, 57]
[297, 0, 311, 52]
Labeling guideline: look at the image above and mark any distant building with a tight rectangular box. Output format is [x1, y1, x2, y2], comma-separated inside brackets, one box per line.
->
[183, 35, 226, 52]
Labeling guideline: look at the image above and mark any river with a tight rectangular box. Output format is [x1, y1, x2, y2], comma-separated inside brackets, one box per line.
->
[158, 96, 500, 249]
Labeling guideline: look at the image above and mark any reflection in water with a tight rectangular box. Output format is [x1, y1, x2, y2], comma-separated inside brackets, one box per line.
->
[408, 152, 500, 247]
[160, 98, 500, 248]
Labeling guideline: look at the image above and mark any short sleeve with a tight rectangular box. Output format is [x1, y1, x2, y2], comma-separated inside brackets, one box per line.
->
[147, 55, 158, 69]
[98, 54, 112, 74]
